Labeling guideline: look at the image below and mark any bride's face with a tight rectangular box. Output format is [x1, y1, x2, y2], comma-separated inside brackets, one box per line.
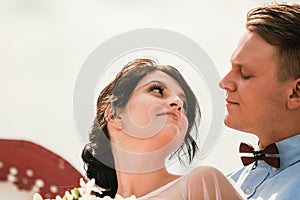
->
[116, 70, 189, 153]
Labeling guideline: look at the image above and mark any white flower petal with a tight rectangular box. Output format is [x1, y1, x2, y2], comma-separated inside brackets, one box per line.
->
[33, 193, 43, 200]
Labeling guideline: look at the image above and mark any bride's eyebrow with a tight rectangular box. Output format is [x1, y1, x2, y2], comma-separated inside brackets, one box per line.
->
[141, 80, 186, 100]
[142, 80, 167, 87]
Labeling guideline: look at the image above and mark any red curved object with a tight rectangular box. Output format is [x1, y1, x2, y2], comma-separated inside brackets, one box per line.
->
[0, 139, 83, 199]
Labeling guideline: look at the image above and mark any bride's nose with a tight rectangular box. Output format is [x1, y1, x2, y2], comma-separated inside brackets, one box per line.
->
[168, 96, 183, 111]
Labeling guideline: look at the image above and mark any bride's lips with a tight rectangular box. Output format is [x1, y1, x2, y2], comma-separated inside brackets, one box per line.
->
[157, 111, 179, 120]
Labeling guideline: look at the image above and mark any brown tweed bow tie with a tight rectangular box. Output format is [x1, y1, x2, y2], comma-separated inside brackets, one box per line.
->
[239, 142, 280, 169]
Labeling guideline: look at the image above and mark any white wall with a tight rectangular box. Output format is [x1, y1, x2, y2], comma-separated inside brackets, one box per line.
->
[1, 0, 297, 179]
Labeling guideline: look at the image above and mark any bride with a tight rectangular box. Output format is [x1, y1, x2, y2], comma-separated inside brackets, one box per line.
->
[81, 58, 243, 199]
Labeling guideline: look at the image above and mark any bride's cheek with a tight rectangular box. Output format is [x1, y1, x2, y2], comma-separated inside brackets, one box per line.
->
[179, 117, 189, 140]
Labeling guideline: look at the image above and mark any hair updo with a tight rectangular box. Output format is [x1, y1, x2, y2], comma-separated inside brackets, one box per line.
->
[82, 58, 201, 198]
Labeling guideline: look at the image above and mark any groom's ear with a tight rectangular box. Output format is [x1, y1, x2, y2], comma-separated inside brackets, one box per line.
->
[287, 78, 300, 110]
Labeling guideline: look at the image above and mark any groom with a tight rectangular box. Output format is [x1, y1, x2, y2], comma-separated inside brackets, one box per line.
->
[219, 2, 300, 199]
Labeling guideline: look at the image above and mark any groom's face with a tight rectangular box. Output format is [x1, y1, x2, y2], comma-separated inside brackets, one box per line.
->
[219, 31, 291, 138]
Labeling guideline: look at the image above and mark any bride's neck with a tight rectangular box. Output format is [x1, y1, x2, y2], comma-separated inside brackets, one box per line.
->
[116, 168, 180, 198]
[111, 142, 170, 173]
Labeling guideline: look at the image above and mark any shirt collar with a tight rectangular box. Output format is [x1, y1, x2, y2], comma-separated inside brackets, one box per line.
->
[268, 133, 300, 176]
[276, 133, 300, 168]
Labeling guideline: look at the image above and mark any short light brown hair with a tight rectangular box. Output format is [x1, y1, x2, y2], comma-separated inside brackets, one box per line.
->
[246, 2, 300, 82]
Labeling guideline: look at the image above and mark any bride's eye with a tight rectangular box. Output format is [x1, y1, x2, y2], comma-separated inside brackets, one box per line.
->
[149, 84, 164, 96]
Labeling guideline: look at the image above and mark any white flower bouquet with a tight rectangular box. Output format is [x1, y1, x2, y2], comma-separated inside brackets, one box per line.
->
[33, 178, 137, 200]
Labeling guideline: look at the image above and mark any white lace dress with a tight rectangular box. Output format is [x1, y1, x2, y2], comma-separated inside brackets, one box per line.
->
[137, 166, 244, 200]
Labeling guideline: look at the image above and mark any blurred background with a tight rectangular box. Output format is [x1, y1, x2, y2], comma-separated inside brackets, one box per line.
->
[1, 0, 297, 198]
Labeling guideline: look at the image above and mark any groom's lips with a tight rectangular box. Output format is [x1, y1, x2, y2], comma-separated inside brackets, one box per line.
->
[226, 98, 239, 107]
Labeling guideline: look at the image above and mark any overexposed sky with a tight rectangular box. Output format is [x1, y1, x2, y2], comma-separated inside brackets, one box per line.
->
[1, 0, 297, 175]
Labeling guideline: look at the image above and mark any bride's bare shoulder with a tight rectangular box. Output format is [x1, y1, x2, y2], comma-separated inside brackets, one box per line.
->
[187, 166, 223, 182]
[185, 166, 243, 200]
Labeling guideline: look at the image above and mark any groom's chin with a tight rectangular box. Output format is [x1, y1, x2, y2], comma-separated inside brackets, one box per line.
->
[223, 115, 240, 131]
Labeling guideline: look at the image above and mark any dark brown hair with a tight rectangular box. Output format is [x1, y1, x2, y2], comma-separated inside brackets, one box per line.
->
[81, 58, 201, 198]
